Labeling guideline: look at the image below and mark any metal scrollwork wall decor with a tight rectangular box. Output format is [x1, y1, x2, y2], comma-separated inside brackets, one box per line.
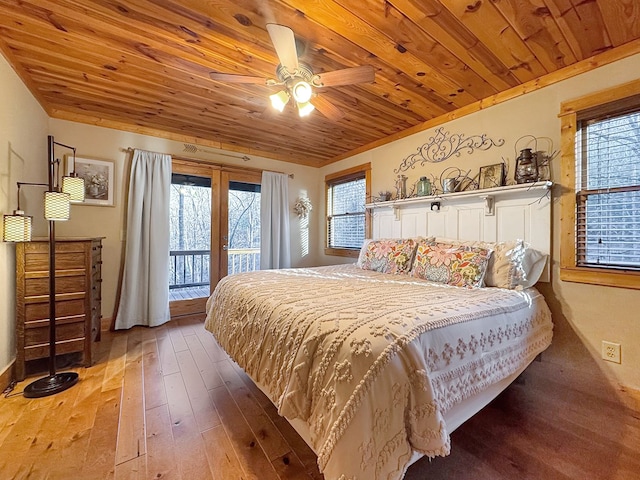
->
[394, 127, 505, 174]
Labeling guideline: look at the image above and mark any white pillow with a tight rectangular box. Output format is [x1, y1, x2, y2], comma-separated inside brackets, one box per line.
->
[504, 240, 547, 288]
[434, 237, 547, 289]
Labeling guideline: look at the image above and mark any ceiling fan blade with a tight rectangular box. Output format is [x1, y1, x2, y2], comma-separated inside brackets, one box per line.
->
[315, 65, 375, 87]
[266, 23, 299, 71]
[209, 72, 267, 84]
[312, 95, 345, 122]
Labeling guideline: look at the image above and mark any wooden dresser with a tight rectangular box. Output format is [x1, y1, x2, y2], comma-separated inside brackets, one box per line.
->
[15, 237, 104, 381]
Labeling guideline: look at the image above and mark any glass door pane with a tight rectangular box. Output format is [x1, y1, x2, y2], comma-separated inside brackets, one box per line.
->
[220, 170, 262, 279]
[169, 173, 211, 302]
[227, 181, 261, 275]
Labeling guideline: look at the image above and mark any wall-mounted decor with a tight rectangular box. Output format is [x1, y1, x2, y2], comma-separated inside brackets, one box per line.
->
[293, 196, 312, 218]
[66, 156, 115, 206]
[394, 127, 504, 173]
[479, 163, 505, 189]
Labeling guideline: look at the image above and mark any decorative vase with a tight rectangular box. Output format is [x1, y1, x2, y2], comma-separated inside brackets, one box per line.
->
[417, 177, 431, 196]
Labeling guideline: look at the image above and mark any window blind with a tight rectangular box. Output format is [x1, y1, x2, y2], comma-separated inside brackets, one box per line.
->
[327, 176, 366, 249]
[576, 109, 640, 269]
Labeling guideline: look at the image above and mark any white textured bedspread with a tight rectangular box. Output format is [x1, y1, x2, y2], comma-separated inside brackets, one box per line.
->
[204, 264, 553, 480]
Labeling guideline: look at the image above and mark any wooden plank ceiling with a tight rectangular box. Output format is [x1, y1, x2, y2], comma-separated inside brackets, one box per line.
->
[1, 0, 639, 167]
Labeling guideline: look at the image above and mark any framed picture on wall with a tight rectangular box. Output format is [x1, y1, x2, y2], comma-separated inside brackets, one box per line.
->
[479, 163, 505, 189]
[66, 156, 115, 206]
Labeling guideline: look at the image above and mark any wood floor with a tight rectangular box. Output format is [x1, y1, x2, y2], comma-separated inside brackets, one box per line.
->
[1, 316, 639, 480]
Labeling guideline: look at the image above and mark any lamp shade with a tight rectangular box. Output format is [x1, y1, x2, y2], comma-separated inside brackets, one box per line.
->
[44, 191, 71, 221]
[2, 211, 32, 242]
[62, 175, 85, 202]
[292, 81, 312, 103]
[297, 101, 315, 117]
[269, 90, 290, 112]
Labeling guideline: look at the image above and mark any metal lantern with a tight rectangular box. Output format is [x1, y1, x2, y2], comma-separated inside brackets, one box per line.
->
[515, 148, 539, 184]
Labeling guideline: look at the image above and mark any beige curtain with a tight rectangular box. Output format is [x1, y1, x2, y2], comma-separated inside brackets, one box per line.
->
[115, 149, 171, 329]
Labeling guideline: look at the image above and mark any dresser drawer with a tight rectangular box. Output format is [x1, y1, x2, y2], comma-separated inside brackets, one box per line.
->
[24, 339, 86, 361]
[25, 298, 86, 321]
[25, 251, 88, 272]
[24, 275, 87, 297]
[24, 319, 86, 346]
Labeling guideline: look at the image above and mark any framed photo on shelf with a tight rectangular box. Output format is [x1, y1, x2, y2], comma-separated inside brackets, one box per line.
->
[479, 163, 505, 189]
[66, 156, 115, 206]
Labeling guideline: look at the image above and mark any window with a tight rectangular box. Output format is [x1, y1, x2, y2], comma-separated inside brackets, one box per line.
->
[325, 163, 371, 257]
[560, 79, 640, 289]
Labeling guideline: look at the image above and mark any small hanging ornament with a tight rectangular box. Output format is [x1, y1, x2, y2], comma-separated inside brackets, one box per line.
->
[293, 196, 312, 218]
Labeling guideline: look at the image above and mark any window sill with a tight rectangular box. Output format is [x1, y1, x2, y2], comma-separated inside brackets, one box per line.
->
[560, 266, 640, 290]
[325, 247, 359, 258]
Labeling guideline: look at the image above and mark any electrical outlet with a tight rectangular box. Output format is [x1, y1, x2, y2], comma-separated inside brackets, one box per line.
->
[601, 341, 621, 364]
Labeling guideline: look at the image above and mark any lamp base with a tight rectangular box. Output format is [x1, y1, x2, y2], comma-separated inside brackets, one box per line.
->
[23, 372, 79, 398]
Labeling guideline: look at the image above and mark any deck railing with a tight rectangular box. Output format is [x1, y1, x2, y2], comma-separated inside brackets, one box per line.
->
[169, 248, 260, 289]
[227, 248, 260, 275]
[170, 249, 210, 289]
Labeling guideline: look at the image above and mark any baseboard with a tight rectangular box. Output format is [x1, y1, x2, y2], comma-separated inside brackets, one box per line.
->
[101, 316, 112, 331]
[0, 360, 15, 392]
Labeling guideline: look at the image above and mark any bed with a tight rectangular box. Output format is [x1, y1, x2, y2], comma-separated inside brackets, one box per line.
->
[204, 183, 554, 479]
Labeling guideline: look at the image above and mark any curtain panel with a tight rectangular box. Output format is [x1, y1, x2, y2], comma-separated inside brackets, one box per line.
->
[115, 149, 171, 329]
[260, 171, 291, 270]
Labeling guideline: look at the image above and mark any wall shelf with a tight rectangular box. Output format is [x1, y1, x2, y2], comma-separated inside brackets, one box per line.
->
[365, 181, 552, 209]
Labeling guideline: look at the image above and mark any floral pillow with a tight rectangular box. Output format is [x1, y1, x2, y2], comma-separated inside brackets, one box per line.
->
[411, 241, 492, 288]
[433, 237, 547, 288]
[359, 239, 418, 274]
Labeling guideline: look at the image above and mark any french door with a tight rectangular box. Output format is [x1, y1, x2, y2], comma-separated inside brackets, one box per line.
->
[169, 160, 261, 317]
[220, 170, 262, 279]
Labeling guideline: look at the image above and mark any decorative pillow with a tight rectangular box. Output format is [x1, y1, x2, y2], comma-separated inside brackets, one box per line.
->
[434, 237, 547, 289]
[356, 237, 432, 270]
[358, 238, 418, 274]
[356, 238, 375, 268]
[498, 240, 547, 288]
[411, 241, 492, 288]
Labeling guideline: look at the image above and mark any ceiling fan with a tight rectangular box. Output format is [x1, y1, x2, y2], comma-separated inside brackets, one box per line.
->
[209, 23, 375, 120]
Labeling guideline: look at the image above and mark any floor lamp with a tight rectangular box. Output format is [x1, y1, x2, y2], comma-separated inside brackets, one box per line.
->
[2, 135, 86, 397]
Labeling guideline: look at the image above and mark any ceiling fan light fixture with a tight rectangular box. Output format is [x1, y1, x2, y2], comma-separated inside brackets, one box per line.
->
[292, 80, 312, 103]
[269, 90, 290, 112]
[297, 101, 315, 117]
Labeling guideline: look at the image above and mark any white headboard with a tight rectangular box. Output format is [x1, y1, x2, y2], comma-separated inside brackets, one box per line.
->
[366, 181, 552, 281]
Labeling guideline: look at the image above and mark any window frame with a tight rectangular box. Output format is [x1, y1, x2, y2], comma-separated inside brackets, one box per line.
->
[559, 78, 640, 289]
[324, 162, 371, 258]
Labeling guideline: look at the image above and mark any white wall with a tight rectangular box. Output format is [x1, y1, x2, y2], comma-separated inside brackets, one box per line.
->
[319, 53, 640, 391]
[0, 54, 49, 376]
